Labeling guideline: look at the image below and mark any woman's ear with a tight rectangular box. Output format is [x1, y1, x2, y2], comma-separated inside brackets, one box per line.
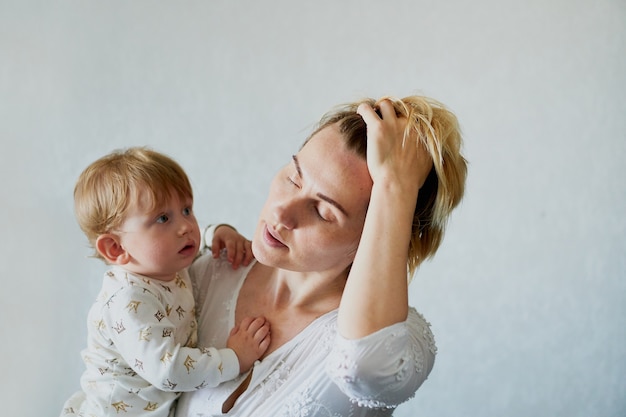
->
[96, 234, 130, 265]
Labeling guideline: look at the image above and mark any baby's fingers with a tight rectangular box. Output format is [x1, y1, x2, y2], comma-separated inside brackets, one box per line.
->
[242, 240, 254, 266]
[211, 235, 224, 259]
[232, 238, 254, 269]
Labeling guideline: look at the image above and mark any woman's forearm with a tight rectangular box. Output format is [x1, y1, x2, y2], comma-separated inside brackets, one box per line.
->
[337, 181, 416, 339]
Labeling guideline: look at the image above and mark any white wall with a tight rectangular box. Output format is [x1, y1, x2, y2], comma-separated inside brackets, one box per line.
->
[1, 1, 624, 416]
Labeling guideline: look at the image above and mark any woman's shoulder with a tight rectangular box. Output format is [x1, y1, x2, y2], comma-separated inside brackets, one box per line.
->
[189, 250, 253, 283]
[188, 251, 254, 310]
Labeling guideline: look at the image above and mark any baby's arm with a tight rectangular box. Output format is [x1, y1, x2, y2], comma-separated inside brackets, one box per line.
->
[205, 224, 254, 269]
[105, 284, 241, 391]
[226, 317, 271, 373]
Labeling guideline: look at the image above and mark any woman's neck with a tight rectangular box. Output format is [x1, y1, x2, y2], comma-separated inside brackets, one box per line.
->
[257, 263, 347, 312]
[237, 263, 348, 358]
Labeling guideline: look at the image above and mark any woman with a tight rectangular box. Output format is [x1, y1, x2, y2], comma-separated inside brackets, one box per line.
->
[177, 96, 467, 416]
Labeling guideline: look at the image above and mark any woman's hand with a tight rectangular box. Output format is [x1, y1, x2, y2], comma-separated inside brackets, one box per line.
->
[212, 225, 254, 269]
[357, 99, 432, 196]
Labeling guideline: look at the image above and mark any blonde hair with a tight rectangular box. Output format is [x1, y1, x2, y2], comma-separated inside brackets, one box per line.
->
[306, 95, 468, 278]
[74, 147, 193, 259]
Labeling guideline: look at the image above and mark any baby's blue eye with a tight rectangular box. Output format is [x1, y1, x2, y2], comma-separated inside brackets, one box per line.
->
[183, 207, 192, 216]
[156, 214, 169, 224]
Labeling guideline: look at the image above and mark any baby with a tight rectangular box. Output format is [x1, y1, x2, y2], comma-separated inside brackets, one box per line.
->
[61, 147, 269, 417]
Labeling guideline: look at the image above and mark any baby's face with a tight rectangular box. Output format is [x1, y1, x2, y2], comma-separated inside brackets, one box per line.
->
[114, 191, 201, 281]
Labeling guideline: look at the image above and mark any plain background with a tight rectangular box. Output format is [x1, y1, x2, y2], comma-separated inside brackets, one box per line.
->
[1, 1, 624, 416]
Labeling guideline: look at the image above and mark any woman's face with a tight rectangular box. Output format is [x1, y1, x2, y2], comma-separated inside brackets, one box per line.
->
[252, 123, 373, 275]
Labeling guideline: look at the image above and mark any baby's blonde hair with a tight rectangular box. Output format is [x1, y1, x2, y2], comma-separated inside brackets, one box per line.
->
[74, 147, 193, 260]
[306, 95, 468, 278]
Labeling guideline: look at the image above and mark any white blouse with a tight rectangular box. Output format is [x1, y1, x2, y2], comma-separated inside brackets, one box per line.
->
[176, 253, 436, 417]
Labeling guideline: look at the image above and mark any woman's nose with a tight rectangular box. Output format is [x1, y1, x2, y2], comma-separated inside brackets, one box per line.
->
[273, 199, 299, 230]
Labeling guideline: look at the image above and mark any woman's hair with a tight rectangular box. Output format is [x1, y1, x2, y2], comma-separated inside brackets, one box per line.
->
[304, 95, 468, 278]
[74, 146, 193, 259]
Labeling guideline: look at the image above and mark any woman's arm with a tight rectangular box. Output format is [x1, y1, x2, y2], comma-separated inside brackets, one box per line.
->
[337, 100, 432, 339]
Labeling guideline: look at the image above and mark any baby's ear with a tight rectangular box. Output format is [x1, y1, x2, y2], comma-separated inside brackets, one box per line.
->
[96, 234, 130, 265]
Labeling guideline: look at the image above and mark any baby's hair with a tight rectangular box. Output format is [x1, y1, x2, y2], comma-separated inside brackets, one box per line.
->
[74, 147, 193, 259]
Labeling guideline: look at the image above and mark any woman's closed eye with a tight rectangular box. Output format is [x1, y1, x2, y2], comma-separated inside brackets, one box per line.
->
[287, 175, 332, 221]
[287, 175, 301, 188]
[315, 206, 330, 222]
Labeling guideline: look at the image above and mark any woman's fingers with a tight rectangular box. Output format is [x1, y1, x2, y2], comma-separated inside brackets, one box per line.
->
[378, 98, 397, 121]
[356, 102, 376, 119]
[358, 100, 408, 177]
[358, 98, 434, 194]
[358, 100, 408, 151]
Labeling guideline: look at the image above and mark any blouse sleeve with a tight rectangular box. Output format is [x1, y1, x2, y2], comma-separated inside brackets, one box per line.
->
[325, 308, 436, 408]
[100, 284, 239, 391]
[188, 223, 226, 309]
[188, 252, 214, 315]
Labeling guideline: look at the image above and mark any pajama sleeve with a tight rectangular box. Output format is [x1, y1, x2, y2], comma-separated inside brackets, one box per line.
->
[325, 308, 436, 408]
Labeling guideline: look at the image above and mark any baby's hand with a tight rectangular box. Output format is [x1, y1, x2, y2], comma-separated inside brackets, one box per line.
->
[212, 225, 254, 269]
[227, 317, 271, 373]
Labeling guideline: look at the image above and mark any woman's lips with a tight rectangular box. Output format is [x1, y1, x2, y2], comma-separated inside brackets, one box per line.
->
[264, 224, 287, 248]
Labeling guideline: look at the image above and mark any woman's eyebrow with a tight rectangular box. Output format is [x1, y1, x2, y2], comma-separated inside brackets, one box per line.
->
[292, 155, 349, 217]
[291, 154, 302, 178]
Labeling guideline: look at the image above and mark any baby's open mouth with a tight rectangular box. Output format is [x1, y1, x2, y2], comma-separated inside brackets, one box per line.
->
[179, 243, 196, 255]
